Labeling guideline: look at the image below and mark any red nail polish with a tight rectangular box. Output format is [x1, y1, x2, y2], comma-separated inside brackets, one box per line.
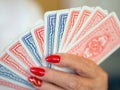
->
[45, 55, 60, 63]
[30, 67, 45, 77]
[28, 76, 42, 87]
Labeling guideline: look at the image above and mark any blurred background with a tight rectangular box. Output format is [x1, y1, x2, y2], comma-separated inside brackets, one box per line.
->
[0, 0, 120, 90]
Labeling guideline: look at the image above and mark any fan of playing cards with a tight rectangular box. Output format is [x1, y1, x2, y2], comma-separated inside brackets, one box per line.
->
[0, 6, 120, 90]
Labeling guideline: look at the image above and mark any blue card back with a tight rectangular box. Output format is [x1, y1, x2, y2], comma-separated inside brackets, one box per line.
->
[56, 13, 68, 52]
[21, 32, 42, 66]
[45, 12, 57, 67]
[0, 64, 33, 88]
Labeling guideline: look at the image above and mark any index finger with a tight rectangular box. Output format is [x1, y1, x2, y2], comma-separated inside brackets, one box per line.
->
[46, 53, 103, 78]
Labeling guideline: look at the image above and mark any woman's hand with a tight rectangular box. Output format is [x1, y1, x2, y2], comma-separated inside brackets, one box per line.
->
[28, 53, 108, 90]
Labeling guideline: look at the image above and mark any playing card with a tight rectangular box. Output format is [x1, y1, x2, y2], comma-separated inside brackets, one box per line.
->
[6, 41, 37, 70]
[66, 12, 120, 64]
[59, 7, 81, 52]
[0, 79, 30, 90]
[44, 11, 57, 67]
[20, 31, 42, 66]
[67, 7, 108, 48]
[61, 6, 93, 51]
[53, 9, 69, 54]
[31, 21, 46, 66]
[0, 64, 33, 89]
[0, 52, 29, 80]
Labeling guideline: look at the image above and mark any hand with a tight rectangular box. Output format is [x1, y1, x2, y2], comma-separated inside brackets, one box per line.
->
[28, 53, 108, 90]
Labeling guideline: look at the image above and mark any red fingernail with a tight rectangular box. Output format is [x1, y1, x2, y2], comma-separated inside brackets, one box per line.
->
[30, 67, 45, 77]
[28, 76, 42, 87]
[45, 55, 60, 63]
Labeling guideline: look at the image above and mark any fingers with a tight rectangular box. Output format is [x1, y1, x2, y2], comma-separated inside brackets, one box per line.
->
[28, 53, 108, 90]
[28, 76, 64, 90]
[30, 67, 88, 90]
[46, 53, 100, 77]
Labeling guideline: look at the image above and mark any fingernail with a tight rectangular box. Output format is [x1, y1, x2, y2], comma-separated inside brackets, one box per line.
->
[28, 76, 42, 87]
[45, 55, 60, 63]
[30, 67, 45, 77]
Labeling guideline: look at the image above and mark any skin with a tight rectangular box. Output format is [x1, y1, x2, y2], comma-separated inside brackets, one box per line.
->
[32, 53, 108, 90]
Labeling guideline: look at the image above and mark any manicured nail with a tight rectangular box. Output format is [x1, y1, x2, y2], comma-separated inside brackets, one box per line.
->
[45, 55, 60, 63]
[28, 76, 42, 87]
[30, 67, 45, 77]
